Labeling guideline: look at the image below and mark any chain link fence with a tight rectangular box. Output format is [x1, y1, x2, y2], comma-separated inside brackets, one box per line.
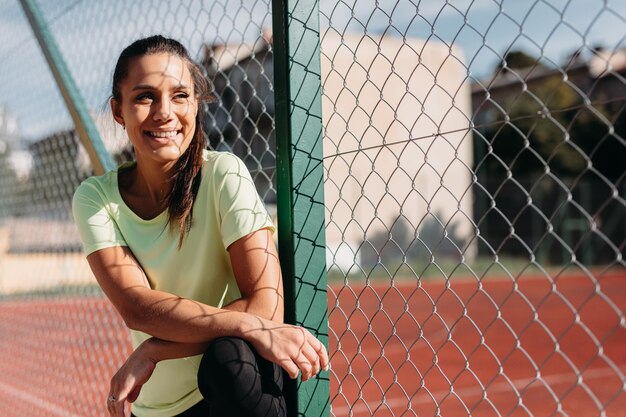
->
[319, 0, 625, 416]
[0, 0, 279, 415]
[0, 0, 625, 416]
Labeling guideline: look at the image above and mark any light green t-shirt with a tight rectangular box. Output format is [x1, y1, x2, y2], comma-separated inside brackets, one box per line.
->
[72, 150, 275, 417]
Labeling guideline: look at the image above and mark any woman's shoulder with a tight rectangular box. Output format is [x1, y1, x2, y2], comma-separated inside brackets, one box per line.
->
[201, 150, 247, 175]
[73, 165, 124, 203]
[75, 172, 111, 195]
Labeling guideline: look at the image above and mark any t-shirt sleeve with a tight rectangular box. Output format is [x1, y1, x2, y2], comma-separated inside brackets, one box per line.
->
[72, 179, 128, 256]
[215, 153, 275, 249]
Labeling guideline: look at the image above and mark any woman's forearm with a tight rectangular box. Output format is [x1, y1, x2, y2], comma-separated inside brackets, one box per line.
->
[117, 289, 329, 384]
[87, 241, 284, 345]
[123, 286, 257, 343]
[136, 297, 281, 363]
[140, 337, 209, 362]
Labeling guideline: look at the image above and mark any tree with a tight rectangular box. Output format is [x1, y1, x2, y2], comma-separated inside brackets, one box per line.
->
[481, 50, 604, 180]
[474, 49, 626, 263]
[485, 73, 587, 179]
[496, 50, 543, 74]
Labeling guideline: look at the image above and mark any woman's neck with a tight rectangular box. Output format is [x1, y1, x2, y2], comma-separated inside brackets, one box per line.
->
[124, 156, 176, 210]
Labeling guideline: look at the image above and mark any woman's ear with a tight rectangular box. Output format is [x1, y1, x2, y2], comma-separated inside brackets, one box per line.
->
[110, 98, 124, 127]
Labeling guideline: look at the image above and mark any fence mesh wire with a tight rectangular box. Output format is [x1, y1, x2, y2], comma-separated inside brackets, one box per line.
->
[0, 0, 625, 416]
[319, 0, 626, 416]
[0, 0, 276, 415]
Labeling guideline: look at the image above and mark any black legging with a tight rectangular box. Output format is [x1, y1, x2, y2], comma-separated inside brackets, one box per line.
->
[132, 337, 286, 417]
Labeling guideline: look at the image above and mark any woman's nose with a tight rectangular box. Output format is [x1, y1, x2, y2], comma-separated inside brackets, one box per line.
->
[153, 100, 171, 121]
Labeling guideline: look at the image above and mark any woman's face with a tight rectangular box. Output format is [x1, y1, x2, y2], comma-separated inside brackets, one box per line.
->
[111, 52, 198, 167]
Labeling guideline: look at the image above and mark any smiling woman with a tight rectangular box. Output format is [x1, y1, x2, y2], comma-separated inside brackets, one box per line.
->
[72, 35, 328, 417]
[112, 54, 196, 162]
[108, 37, 213, 245]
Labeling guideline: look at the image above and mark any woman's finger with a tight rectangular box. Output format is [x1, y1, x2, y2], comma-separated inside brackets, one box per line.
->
[106, 384, 116, 416]
[106, 398, 113, 416]
[299, 342, 321, 380]
[108, 378, 131, 417]
[280, 357, 300, 379]
[303, 330, 329, 373]
[114, 400, 124, 417]
[107, 395, 120, 417]
[292, 347, 314, 381]
[314, 337, 330, 372]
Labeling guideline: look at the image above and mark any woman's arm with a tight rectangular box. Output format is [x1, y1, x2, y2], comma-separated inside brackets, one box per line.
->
[88, 228, 283, 340]
[88, 244, 248, 343]
[97, 229, 328, 415]
[109, 228, 289, 365]
[107, 329, 327, 416]
[109, 228, 287, 365]
[88, 236, 327, 367]
[222, 227, 284, 322]
[101, 248, 325, 363]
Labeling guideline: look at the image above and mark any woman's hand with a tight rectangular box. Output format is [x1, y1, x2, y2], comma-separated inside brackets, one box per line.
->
[106, 341, 157, 417]
[227, 230, 329, 381]
[243, 316, 329, 382]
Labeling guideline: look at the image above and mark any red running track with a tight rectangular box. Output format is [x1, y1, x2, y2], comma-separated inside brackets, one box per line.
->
[0, 270, 624, 416]
[328, 270, 626, 416]
[0, 297, 131, 417]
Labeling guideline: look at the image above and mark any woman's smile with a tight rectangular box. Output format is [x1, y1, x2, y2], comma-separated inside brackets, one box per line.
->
[145, 129, 181, 138]
[144, 129, 183, 143]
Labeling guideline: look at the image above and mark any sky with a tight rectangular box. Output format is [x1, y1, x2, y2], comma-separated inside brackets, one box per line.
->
[0, 0, 624, 143]
[327, 0, 626, 76]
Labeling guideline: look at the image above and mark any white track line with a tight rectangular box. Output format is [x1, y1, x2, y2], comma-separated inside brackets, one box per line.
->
[331, 366, 625, 416]
[0, 380, 82, 417]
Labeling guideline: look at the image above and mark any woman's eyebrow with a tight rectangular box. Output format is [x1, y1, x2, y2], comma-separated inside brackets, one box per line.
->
[132, 84, 156, 91]
[131, 83, 191, 91]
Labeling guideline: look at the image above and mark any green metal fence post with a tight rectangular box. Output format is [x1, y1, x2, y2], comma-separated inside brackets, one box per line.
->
[19, 0, 115, 175]
[272, 0, 329, 416]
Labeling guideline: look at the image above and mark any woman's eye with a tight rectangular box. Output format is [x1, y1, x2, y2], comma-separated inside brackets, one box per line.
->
[135, 93, 153, 102]
[174, 93, 189, 101]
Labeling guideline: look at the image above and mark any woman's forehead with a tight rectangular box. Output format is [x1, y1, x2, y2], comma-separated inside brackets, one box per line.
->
[125, 53, 192, 88]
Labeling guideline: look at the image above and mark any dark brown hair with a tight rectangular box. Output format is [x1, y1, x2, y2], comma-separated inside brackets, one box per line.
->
[112, 35, 215, 246]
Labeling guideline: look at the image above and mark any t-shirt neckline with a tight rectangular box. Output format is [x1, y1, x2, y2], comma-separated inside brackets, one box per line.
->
[114, 162, 168, 224]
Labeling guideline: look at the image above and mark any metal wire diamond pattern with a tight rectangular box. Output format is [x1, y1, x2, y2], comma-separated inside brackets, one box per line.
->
[320, 0, 625, 416]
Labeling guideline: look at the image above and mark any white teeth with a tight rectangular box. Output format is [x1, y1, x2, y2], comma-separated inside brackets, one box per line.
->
[147, 130, 178, 138]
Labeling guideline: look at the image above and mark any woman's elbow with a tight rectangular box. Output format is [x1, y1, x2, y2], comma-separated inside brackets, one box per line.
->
[116, 302, 149, 332]
[113, 287, 158, 332]
[119, 308, 140, 330]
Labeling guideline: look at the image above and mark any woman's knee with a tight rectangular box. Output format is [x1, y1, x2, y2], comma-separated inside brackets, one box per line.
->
[197, 337, 286, 417]
[198, 337, 250, 394]
[197, 336, 283, 395]
[202, 337, 256, 377]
